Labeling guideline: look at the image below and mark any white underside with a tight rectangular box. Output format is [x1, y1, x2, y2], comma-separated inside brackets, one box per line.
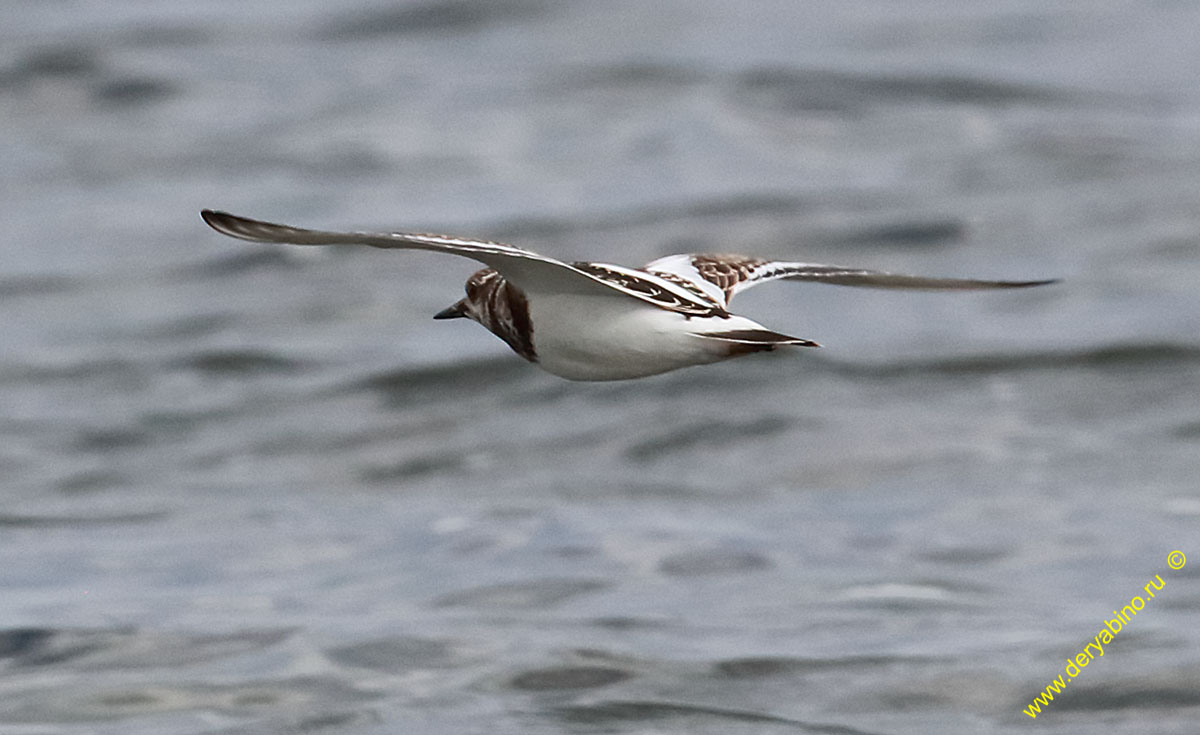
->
[526, 293, 774, 380]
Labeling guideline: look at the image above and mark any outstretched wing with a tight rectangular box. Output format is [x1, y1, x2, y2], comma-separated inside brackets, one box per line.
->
[201, 211, 720, 315]
[645, 253, 1058, 307]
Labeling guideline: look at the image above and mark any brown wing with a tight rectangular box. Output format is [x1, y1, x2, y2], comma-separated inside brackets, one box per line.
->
[645, 253, 1058, 306]
[201, 210, 721, 314]
[569, 261, 727, 315]
[691, 255, 771, 302]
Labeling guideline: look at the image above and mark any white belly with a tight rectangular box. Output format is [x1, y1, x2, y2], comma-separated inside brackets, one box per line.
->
[526, 294, 737, 380]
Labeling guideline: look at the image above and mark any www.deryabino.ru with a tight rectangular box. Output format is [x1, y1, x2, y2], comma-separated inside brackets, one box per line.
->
[1023, 550, 1185, 719]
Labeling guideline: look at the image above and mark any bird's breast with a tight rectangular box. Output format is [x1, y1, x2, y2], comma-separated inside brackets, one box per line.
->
[524, 295, 727, 380]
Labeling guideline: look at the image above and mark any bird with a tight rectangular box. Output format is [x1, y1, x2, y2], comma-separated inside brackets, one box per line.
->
[201, 210, 1057, 381]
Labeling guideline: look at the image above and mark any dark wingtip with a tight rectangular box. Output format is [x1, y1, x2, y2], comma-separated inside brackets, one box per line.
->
[1007, 278, 1062, 288]
[200, 209, 269, 242]
[200, 208, 235, 233]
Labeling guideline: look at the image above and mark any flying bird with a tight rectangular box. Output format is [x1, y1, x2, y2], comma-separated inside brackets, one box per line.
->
[201, 210, 1056, 381]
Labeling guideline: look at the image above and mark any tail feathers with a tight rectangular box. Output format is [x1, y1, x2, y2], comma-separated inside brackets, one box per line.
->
[693, 329, 820, 355]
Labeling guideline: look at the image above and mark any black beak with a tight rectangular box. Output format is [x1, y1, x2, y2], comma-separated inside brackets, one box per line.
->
[433, 299, 468, 320]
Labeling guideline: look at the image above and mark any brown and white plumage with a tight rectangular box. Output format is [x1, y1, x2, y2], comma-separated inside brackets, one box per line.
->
[201, 210, 1057, 381]
[645, 253, 1058, 308]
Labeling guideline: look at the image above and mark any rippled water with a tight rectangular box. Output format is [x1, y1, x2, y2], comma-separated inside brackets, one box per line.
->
[2, 2, 1199, 733]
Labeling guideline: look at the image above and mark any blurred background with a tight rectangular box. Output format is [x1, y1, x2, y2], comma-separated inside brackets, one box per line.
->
[2, 1, 1199, 733]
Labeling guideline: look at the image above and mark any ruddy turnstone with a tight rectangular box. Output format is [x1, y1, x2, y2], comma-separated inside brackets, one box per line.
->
[201, 210, 1056, 381]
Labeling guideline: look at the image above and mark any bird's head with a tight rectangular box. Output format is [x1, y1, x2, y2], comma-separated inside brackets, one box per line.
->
[432, 268, 499, 324]
[432, 268, 536, 362]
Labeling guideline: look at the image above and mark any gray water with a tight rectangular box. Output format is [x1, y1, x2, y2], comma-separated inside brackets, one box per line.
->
[2, 1, 1199, 733]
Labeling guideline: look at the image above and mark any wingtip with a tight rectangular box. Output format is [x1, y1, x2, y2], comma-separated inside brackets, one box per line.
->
[200, 208, 231, 230]
[200, 209, 265, 241]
